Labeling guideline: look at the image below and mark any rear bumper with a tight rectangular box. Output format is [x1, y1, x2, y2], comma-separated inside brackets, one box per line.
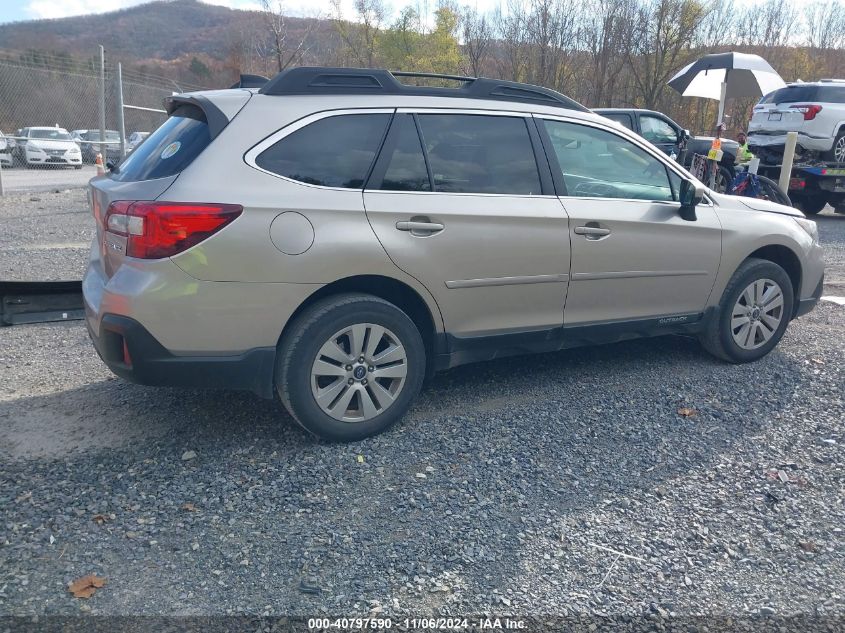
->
[748, 132, 833, 153]
[87, 314, 276, 398]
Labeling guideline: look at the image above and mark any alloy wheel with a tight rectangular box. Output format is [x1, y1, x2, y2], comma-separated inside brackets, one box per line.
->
[730, 279, 785, 350]
[834, 135, 845, 163]
[310, 323, 408, 422]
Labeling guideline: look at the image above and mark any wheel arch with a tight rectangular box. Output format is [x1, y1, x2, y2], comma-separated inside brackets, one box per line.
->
[277, 274, 443, 375]
[745, 244, 802, 316]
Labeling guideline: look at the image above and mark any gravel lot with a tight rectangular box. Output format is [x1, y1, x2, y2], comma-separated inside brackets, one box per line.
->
[1, 190, 844, 620]
[0, 165, 98, 194]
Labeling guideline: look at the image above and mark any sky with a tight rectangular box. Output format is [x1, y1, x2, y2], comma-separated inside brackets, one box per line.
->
[0, 0, 502, 23]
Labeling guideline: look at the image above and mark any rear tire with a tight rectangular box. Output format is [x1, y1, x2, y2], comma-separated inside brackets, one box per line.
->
[276, 293, 425, 442]
[699, 258, 794, 363]
[796, 194, 827, 215]
[824, 129, 845, 163]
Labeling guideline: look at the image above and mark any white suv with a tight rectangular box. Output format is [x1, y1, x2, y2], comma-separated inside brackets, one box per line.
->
[748, 80, 845, 163]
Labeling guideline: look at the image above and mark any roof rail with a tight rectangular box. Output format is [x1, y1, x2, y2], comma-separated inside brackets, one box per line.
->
[819, 78, 845, 83]
[258, 67, 588, 112]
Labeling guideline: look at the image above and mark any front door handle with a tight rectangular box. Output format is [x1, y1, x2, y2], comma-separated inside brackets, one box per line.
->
[574, 225, 611, 239]
[396, 220, 445, 235]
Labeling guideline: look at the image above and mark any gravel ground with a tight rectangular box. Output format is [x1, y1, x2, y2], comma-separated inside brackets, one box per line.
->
[1, 192, 844, 621]
[0, 165, 98, 194]
[0, 189, 92, 281]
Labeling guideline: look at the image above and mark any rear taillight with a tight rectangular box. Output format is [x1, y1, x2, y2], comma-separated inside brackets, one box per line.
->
[103, 201, 242, 259]
[794, 104, 822, 120]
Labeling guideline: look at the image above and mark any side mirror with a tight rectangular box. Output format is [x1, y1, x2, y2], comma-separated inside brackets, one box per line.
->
[679, 179, 704, 221]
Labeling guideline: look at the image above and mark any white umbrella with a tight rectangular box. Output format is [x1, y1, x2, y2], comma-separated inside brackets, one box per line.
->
[668, 52, 786, 126]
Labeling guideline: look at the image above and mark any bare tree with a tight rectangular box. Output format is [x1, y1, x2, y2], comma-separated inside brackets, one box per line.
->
[582, 0, 635, 106]
[461, 5, 494, 76]
[260, 0, 315, 72]
[331, 0, 387, 67]
[805, 0, 845, 50]
[627, 0, 709, 110]
[494, 1, 529, 82]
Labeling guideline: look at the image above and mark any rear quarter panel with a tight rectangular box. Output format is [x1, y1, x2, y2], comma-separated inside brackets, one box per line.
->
[159, 94, 444, 332]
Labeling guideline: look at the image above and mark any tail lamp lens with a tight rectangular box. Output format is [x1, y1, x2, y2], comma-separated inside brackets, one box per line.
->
[795, 104, 822, 120]
[103, 201, 242, 259]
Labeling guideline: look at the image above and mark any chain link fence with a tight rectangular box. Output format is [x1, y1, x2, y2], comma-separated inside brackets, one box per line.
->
[0, 48, 206, 194]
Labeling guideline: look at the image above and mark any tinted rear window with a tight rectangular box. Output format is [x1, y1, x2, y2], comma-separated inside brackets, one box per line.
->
[256, 114, 390, 188]
[111, 105, 210, 182]
[761, 85, 845, 104]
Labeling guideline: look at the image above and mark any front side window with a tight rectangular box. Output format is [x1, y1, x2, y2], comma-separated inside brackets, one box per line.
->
[416, 114, 541, 195]
[640, 115, 678, 145]
[543, 119, 674, 201]
[256, 113, 390, 188]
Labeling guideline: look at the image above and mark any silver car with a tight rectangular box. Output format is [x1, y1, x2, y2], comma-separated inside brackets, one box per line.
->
[84, 67, 825, 442]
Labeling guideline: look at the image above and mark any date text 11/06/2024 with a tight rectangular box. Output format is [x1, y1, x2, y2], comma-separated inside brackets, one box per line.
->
[307, 617, 527, 630]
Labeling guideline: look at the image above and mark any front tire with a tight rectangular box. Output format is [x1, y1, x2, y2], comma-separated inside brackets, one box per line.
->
[276, 293, 425, 442]
[699, 258, 794, 363]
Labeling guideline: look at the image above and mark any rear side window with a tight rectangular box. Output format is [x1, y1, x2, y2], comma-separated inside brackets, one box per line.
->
[112, 105, 210, 182]
[416, 114, 541, 195]
[257, 114, 390, 188]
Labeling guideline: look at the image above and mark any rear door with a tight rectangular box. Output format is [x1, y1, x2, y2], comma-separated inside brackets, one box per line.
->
[363, 111, 570, 338]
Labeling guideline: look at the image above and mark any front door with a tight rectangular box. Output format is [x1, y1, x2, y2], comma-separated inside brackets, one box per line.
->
[364, 112, 570, 338]
[538, 116, 721, 327]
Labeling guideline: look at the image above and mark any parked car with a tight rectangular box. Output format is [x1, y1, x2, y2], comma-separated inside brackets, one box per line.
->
[71, 129, 122, 163]
[0, 131, 12, 167]
[748, 80, 845, 164]
[84, 67, 824, 442]
[16, 127, 82, 168]
[594, 108, 739, 192]
[127, 131, 149, 153]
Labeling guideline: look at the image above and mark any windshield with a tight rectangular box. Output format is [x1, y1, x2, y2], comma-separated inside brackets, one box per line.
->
[30, 129, 72, 141]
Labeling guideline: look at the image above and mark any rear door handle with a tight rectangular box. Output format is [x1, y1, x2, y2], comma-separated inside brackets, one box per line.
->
[574, 225, 611, 238]
[396, 221, 445, 234]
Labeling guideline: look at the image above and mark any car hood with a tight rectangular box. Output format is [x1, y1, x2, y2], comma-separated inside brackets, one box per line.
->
[28, 139, 78, 150]
[715, 192, 803, 217]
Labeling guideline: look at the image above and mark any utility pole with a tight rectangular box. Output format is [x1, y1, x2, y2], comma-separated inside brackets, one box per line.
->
[98, 45, 107, 162]
[116, 63, 126, 158]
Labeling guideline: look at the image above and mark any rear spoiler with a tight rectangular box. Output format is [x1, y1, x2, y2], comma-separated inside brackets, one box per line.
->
[163, 95, 230, 140]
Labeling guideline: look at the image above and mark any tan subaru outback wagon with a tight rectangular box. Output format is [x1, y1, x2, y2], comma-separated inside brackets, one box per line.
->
[84, 67, 825, 441]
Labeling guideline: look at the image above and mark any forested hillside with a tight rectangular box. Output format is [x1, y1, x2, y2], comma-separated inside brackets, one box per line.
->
[1, 0, 843, 133]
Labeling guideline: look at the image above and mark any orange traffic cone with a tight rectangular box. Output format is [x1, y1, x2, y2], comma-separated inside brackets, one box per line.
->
[95, 152, 105, 176]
